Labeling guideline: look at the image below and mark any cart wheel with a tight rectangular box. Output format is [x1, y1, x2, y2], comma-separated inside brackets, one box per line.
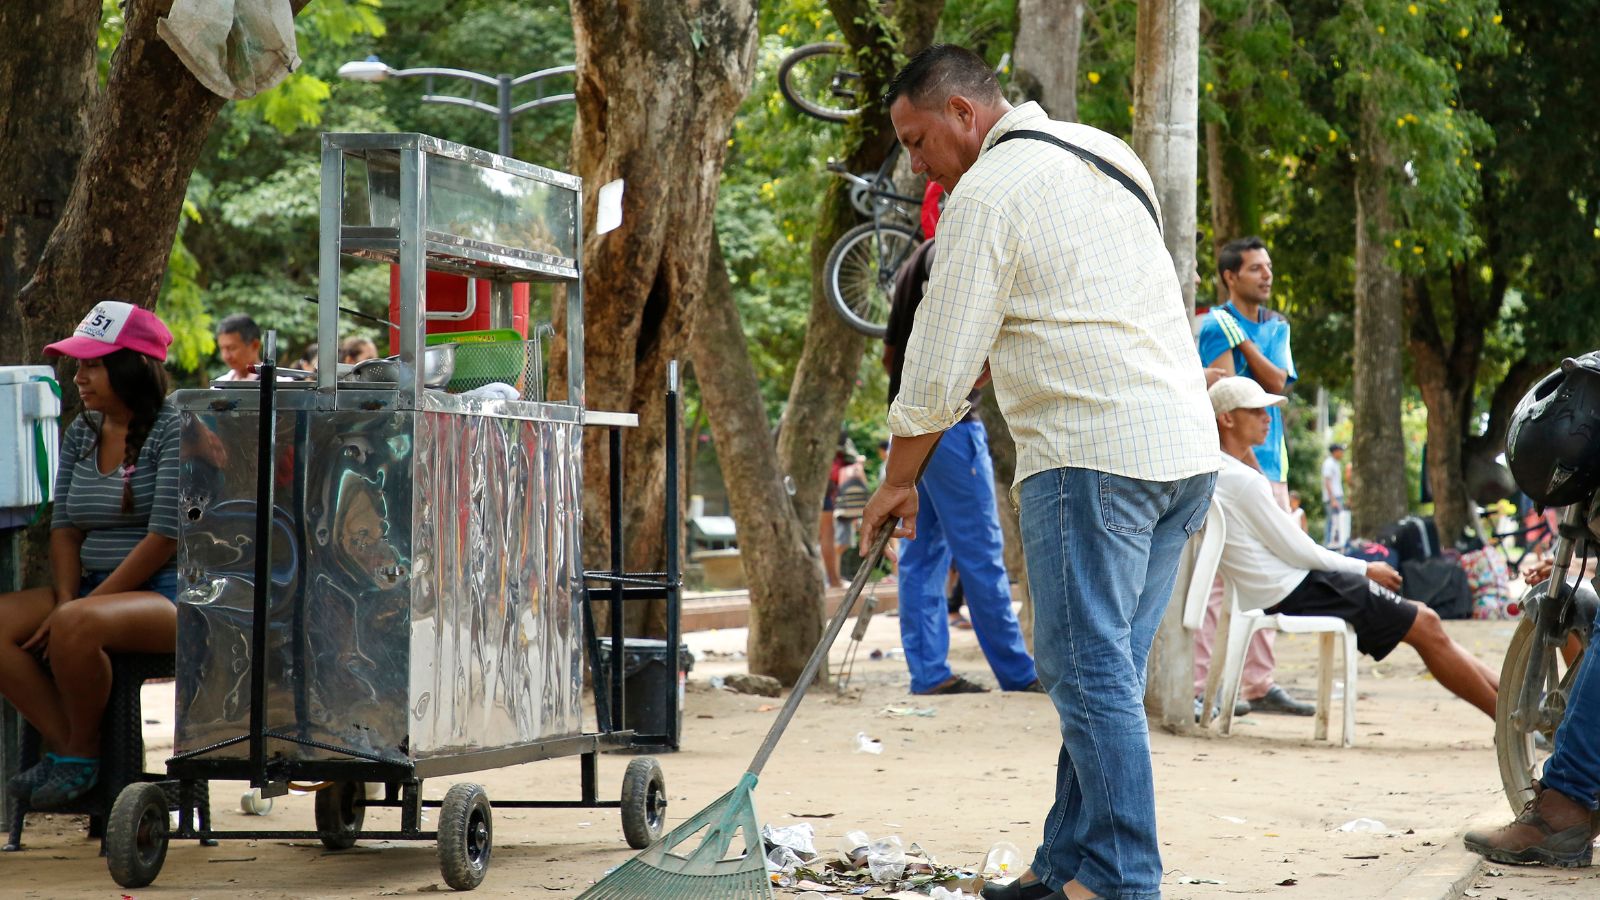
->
[313, 781, 365, 850]
[437, 783, 492, 891]
[620, 757, 667, 849]
[106, 782, 170, 889]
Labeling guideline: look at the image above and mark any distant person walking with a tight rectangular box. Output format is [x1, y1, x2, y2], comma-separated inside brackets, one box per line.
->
[1322, 443, 1349, 547]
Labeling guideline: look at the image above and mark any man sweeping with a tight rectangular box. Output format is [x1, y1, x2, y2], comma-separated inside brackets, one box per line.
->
[859, 44, 1217, 900]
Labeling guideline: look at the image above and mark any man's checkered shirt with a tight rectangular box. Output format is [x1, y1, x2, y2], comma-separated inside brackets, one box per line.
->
[887, 102, 1219, 489]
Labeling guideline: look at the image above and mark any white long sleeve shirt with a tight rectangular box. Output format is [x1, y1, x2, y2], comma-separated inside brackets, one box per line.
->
[1214, 453, 1367, 609]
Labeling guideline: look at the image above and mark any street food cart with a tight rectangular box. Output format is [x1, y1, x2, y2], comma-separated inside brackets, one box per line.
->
[104, 134, 682, 891]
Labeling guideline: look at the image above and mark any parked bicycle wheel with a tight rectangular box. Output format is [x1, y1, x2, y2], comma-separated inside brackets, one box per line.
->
[778, 42, 861, 123]
[1495, 581, 1590, 814]
[825, 221, 919, 339]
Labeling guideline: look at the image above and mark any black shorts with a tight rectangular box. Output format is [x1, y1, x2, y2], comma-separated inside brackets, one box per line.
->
[1267, 570, 1419, 661]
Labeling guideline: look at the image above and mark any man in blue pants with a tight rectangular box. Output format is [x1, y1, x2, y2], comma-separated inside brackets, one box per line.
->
[883, 228, 1039, 696]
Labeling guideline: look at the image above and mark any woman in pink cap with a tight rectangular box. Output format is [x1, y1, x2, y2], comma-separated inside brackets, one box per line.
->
[0, 300, 181, 809]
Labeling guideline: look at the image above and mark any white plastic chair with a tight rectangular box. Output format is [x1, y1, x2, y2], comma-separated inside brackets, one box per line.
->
[1206, 576, 1360, 748]
[1178, 504, 1227, 633]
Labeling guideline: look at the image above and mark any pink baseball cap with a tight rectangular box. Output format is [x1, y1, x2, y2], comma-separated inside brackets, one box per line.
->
[45, 300, 173, 362]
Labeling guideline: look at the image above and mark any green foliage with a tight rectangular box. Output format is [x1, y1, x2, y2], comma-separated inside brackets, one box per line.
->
[157, 201, 215, 375]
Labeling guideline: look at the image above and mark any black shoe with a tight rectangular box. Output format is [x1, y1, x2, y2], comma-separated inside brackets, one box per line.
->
[1250, 685, 1316, 716]
[982, 876, 1055, 900]
[1016, 680, 1049, 694]
[916, 674, 990, 695]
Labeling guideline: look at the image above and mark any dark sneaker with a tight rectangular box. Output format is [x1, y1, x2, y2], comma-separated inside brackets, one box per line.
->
[28, 756, 99, 810]
[1463, 782, 1600, 868]
[1016, 680, 1049, 694]
[1250, 685, 1316, 716]
[917, 674, 990, 695]
[6, 755, 54, 800]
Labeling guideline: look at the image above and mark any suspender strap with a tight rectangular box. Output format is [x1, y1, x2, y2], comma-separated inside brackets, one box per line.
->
[992, 129, 1162, 234]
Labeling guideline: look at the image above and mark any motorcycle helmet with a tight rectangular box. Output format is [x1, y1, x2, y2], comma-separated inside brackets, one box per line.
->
[1507, 352, 1600, 507]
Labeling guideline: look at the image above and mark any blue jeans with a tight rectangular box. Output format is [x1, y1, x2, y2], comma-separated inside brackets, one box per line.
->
[897, 420, 1037, 692]
[1542, 630, 1600, 809]
[80, 568, 179, 603]
[1019, 467, 1214, 900]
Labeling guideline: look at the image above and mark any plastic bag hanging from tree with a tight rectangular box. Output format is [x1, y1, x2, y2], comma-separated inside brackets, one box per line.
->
[157, 0, 300, 100]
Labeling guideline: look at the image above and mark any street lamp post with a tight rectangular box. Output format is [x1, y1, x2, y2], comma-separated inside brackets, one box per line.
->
[338, 57, 575, 158]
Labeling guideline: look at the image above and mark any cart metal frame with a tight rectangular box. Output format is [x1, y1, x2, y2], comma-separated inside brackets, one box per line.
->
[103, 133, 682, 891]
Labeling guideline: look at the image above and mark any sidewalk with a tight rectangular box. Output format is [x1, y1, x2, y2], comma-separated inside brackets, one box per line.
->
[2, 614, 1595, 898]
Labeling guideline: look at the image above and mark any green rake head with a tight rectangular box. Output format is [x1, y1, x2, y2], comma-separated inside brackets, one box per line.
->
[577, 773, 772, 900]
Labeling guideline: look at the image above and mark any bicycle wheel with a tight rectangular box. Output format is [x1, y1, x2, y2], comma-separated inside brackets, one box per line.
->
[1496, 584, 1589, 814]
[824, 221, 919, 339]
[778, 43, 861, 123]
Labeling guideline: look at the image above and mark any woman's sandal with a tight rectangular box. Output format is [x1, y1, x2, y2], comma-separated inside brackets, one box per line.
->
[29, 755, 100, 809]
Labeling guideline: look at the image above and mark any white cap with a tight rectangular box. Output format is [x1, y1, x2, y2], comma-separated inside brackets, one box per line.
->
[1209, 376, 1286, 416]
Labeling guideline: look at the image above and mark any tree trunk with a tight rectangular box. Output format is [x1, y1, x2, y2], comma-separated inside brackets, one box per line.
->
[1203, 113, 1258, 281]
[13, 0, 298, 356]
[0, 0, 100, 364]
[757, 0, 942, 680]
[1350, 97, 1407, 537]
[1405, 265, 1498, 544]
[563, 2, 759, 638]
[1011, 0, 1082, 121]
[694, 237, 828, 683]
[1132, 0, 1200, 315]
[1132, 0, 1199, 731]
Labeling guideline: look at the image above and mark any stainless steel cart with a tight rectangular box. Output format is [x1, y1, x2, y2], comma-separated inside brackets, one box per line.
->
[104, 134, 682, 891]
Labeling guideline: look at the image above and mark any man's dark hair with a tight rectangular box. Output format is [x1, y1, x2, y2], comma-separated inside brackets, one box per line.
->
[1217, 236, 1268, 283]
[884, 44, 1001, 109]
[215, 312, 261, 343]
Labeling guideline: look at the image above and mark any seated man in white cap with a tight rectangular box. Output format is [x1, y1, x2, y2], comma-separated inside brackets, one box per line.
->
[1208, 376, 1498, 718]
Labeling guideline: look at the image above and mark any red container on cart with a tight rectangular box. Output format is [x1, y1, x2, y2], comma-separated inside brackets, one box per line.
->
[387, 268, 530, 353]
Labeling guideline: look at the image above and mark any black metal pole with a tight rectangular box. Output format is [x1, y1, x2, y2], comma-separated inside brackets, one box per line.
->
[608, 426, 625, 733]
[663, 361, 682, 749]
[250, 332, 279, 783]
[497, 74, 513, 158]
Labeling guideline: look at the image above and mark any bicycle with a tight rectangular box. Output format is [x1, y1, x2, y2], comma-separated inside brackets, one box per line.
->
[778, 43, 1010, 337]
[1479, 505, 1556, 574]
[778, 42, 862, 124]
[1494, 501, 1596, 814]
[822, 145, 924, 338]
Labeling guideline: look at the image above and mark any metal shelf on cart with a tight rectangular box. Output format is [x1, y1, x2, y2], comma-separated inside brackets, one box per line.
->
[340, 226, 579, 281]
[164, 731, 633, 785]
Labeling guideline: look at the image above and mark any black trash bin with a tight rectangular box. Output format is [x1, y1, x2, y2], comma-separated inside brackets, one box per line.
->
[595, 638, 693, 749]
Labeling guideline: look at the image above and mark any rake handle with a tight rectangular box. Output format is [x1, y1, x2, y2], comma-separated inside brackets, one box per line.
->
[746, 432, 941, 780]
[746, 522, 897, 779]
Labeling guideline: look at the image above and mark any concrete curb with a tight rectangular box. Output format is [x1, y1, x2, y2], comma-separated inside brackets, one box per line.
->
[1387, 799, 1507, 900]
[1385, 837, 1482, 900]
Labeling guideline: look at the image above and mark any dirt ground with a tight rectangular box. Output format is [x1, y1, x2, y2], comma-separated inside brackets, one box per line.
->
[0, 612, 1591, 899]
